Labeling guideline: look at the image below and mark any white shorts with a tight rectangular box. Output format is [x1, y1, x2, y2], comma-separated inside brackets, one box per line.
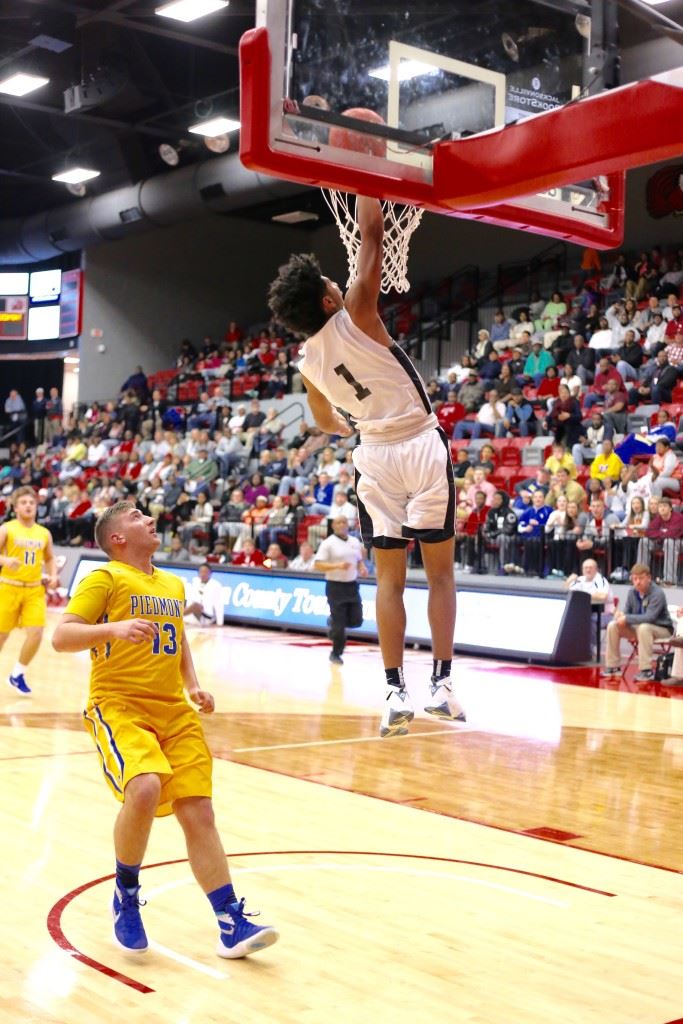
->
[352, 428, 455, 549]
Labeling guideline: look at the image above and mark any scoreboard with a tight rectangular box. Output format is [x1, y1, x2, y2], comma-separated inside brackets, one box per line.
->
[0, 267, 82, 344]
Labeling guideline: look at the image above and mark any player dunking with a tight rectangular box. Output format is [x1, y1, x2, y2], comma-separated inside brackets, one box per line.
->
[52, 501, 278, 958]
[0, 486, 59, 695]
[268, 196, 464, 737]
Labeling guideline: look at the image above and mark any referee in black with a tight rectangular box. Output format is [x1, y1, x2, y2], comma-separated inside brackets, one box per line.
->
[314, 515, 368, 664]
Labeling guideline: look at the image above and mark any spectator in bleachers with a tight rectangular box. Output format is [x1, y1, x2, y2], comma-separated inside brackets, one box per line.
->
[454, 388, 505, 440]
[453, 448, 471, 483]
[587, 316, 614, 354]
[559, 363, 582, 400]
[643, 311, 663, 356]
[289, 541, 316, 571]
[615, 329, 645, 383]
[545, 384, 582, 447]
[629, 348, 678, 406]
[649, 438, 680, 497]
[544, 495, 578, 578]
[4, 389, 27, 442]
[316, 446, 342, 480]
[473, 329, 493, 365]
[655, 261, 683, 299]
[626, 250, 659, 301]
[515, 465, 551, 499]
[305, 471, 336, 515]
[615, 408, 676, 463]
[184, 447, 218, 495]
[489, 309, 513, 348]
[493, 362, 516, 400]
[498, 389, 536, 438]
[577, 498, 620, 565]
[545, 441, 577, 480]
[613, 495, 649, 571]
[583, 356, 624, 411]
[216, 487, 249, 548]
[483, 490, 518, 573]
[463, 467, 497, 509]
[243, 472, 270, 505]
[536, 291, 567, 333]
[523, 339, 554, 385]
[601, 252, 629, 294]
[517, 489, 551, 575]
[178, 490, 213, 549]
[255, 496, 289, 552]
[187, 391, 218, 431]
[566, 334, 595, 386]
[601, 378, 629, 436]
[231, 536, 265, 567]
[119, 365, 149, 402]
[664, 303, 683, 339]
[590, 439, 624, 484]
[546, 467, 586, 509]
[634, 296, 663, 333]
[262, 543, 289, 570]
[643, 497, 683, 584]
[457, 369, 485, 412]
[480, 350, 503, 384]
[253, 406, 284, 454]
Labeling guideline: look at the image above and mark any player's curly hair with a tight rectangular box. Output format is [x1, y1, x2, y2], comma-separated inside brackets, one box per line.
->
[267, 253, 328, 337]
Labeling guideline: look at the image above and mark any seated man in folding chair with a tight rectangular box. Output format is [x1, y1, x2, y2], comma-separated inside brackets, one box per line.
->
[602, 563, 673, 681]
[661, 605, 683, 686]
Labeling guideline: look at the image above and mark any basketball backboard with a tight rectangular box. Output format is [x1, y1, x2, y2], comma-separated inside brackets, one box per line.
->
[241, 0, 683, 248]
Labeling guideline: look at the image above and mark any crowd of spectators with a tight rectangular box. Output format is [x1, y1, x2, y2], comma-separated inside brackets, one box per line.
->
[429, 244, 683, 584]
[2, 244, 683, 584]
[0, 323, 363, 573]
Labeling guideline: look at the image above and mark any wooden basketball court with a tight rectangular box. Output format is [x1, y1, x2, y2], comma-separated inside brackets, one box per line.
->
[2, 613, 682, 1024]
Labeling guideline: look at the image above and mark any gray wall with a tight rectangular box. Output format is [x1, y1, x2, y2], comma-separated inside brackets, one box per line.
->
[78, 159, 683, 403]
[79, 214, 324, 401]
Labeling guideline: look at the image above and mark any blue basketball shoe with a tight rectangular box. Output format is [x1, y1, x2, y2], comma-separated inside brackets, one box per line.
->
[216, 898, 279, 959]
[8, 673, 31, 696]
[112, 884, 148, 953]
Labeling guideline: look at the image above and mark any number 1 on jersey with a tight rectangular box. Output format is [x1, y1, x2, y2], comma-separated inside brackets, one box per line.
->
[333, 363, 372, 402]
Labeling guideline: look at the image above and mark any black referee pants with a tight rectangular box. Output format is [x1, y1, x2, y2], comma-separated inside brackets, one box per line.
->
[325, 580, 364, 657]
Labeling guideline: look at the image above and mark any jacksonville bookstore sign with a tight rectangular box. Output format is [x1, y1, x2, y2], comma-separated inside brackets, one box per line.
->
[68, 556, 591, 664]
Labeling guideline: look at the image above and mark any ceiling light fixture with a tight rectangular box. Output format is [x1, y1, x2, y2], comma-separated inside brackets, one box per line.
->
[188, 115, 240, 137]
[0, 72, 50, 97]
[368, 60, 438, 83]
[155, 0, 229, 23]
[52, 167, 101, 185]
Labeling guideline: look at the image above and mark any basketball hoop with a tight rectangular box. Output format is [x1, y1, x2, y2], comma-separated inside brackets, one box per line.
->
[322, 189, 424, 295]
[321, 106, 424, 294]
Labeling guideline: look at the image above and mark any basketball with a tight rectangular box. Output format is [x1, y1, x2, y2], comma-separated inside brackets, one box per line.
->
[328, 107, 386, 158]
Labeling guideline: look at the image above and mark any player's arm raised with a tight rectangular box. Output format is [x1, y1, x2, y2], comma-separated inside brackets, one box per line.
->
[180, 633, 214, 713]
[344, 196, 392, 347]
[301, 375, 353, 436]
[52, 613, 157, 651]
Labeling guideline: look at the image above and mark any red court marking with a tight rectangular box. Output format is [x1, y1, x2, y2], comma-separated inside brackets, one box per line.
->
[522, 828, 583, 842]
[47, 849, 616, 992]
[47, 872, 154, 995]
[228, 759, 683, 877]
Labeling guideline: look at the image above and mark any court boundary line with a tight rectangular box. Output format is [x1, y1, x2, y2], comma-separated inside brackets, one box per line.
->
[46, 849, 616, 994]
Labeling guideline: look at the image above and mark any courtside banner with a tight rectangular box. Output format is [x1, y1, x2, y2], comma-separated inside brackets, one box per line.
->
[68, 556, 591, 663]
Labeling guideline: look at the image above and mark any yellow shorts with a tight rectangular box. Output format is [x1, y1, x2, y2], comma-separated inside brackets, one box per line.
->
[83, 695, 213, 816]
[0, 583, 46, 632]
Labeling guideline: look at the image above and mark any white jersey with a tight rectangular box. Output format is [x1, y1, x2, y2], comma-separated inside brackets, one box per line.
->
[298, 308, 437, 444]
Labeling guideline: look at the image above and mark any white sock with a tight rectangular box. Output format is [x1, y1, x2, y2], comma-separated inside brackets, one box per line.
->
[12, 662, 28, 678]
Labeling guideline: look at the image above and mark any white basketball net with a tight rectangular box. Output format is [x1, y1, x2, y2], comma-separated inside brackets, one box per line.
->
[322, 189, 424, 294]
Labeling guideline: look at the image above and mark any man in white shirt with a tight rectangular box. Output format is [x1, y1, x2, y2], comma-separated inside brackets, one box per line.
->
[289, 541, 316, 572]
[184, 564, 225, 626]
[314, 516, 368, 665]
[566, 558, 615, 613]
[453, 389, 505, 439]
[588, 318, 615, 352]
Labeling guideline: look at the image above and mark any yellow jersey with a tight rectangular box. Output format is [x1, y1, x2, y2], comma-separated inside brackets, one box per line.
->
[66, 560, 186, 704]
[1, 520, 50, 584]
